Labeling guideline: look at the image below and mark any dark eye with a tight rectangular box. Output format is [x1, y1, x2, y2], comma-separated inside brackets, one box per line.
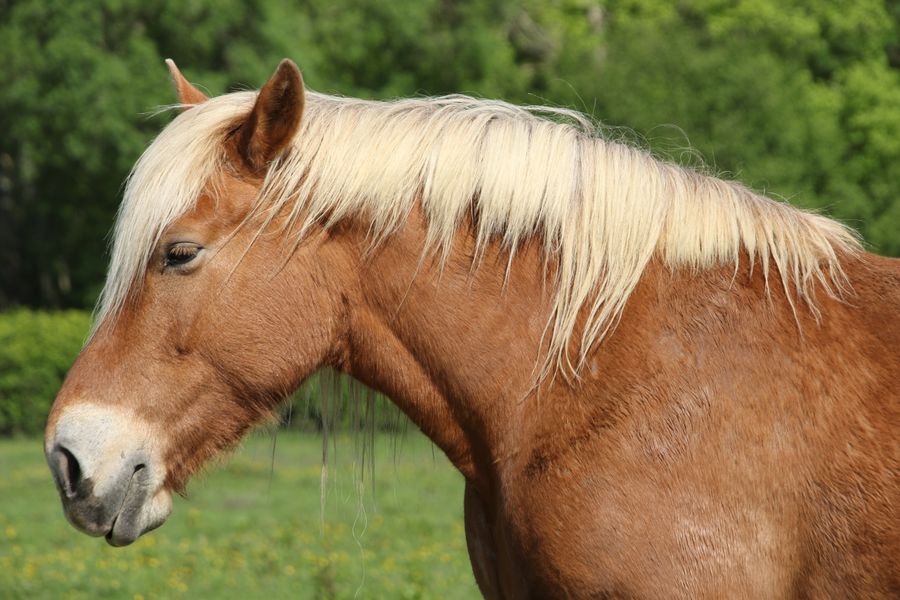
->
[164, 243, 202, 267]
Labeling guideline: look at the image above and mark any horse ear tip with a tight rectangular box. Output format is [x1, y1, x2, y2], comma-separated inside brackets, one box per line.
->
[277, 59, 302, 79]
[165, 59, 185, 82]
[165, 60, 208, 107]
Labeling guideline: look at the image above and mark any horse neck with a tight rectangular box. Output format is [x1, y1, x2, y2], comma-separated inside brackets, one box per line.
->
[338, 208, 809, 476]
[340, 207, 554, 480]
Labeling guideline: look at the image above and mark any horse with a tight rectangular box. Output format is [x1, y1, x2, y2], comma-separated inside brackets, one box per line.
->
[45, 59, 898, 598]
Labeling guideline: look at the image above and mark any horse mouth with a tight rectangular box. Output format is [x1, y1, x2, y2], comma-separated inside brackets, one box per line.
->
[103, 464, 156, 547]
[104, 513, 145, 547]
[105, 514, 123, 545]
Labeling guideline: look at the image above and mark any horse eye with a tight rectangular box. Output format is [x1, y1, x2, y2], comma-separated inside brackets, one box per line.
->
[164, 244, 201, 267]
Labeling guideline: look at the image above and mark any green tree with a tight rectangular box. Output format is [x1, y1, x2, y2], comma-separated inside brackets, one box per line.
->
[0, 0, 272, 308]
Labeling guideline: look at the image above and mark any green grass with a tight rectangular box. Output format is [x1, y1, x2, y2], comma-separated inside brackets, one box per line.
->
[0, 430, 478, 599]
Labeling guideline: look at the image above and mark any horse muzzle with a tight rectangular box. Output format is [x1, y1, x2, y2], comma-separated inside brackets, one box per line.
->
[45, 404, 172, 546]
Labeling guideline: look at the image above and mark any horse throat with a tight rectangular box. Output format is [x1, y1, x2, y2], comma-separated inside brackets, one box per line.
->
[338, 208, 553, 484]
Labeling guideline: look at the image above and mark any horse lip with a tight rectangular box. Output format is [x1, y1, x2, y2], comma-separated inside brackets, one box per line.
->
[104, 515, 120, 544]
[105, 523, 135, 547]
[103, 465, 149, 547]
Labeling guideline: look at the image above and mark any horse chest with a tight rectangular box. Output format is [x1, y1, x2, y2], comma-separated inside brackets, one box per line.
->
[469, 437, 803, 599]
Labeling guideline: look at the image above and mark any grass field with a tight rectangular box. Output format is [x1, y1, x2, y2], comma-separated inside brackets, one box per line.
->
[0, 430, 478, 599]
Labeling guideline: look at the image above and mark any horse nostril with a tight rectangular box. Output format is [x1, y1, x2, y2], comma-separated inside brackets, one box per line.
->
[53, 446, 83, 499]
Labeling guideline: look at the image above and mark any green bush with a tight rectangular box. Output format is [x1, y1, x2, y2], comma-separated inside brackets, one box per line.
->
[0, 310, 403, 437]
[0, 310, 91, 435]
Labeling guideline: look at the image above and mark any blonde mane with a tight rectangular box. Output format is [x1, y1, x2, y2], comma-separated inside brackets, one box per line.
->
[99, 88, 860, 378]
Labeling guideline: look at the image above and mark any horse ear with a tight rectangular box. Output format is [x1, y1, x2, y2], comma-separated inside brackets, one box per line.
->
[236, 59, 305, 172]
[165, 59, 208, 109]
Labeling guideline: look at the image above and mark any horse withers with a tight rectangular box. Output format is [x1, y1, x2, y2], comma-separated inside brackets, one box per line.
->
[45, 60, 899, 598]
